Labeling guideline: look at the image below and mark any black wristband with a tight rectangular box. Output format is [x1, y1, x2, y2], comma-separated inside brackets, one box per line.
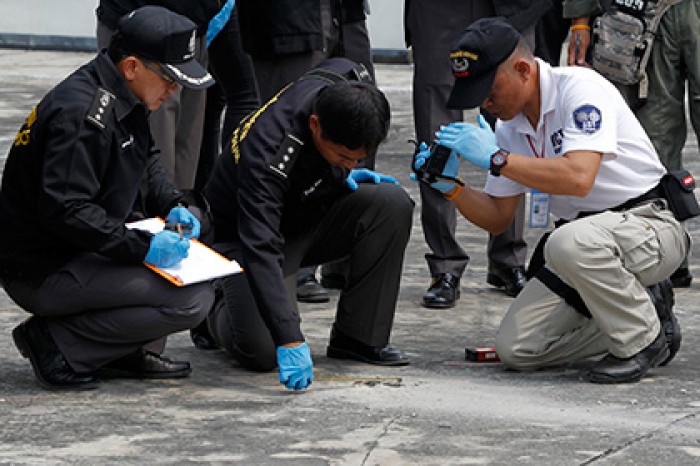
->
[490, 149, 510, 177]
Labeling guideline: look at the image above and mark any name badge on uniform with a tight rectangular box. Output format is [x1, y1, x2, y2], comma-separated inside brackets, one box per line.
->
[529, 189, 550, 228]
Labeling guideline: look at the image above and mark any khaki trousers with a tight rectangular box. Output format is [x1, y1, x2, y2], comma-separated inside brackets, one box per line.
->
[496, 202, 689, 370]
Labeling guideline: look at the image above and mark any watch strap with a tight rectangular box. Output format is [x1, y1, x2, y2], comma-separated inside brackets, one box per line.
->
[490, 149, 510, 177]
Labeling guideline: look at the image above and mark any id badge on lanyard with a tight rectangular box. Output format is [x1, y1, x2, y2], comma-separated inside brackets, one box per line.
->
[527, 131, 551, 228]
[529, 189, 550, 228]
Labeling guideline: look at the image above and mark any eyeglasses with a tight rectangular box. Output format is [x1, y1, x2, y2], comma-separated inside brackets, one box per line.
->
[141, 59, 178, 88]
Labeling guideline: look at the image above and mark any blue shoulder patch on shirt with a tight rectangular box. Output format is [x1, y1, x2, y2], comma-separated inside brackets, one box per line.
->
[573, 105, 602, 134]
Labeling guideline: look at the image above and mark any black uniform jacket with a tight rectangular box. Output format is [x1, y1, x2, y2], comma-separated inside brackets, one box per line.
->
[404, 0, 553, 47]
[238, 0, 367, 58]
[205, 58, 360, 346]
[0, 52, 182, 281]
[97, 0, 223, 35]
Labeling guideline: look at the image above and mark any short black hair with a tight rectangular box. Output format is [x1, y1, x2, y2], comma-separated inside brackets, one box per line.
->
[312, 81, 391, 155]
[106, 31, 131, 63]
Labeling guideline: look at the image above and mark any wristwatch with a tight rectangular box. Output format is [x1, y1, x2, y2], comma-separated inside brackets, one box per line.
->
[490, 149, 510, 177]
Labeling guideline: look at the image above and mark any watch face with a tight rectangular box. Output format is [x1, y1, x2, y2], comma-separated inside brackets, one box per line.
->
[493, 153, 506, 165]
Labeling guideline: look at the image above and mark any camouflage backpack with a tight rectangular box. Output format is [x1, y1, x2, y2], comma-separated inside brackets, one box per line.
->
[591, 0, 680, 98]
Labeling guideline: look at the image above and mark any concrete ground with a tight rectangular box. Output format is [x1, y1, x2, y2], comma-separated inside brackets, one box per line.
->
[1, 49, 700, 465]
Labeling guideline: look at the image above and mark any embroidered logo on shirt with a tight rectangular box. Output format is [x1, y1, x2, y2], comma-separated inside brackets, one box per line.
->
[573, 105, 602, 135]
[550, 128, 564, 155]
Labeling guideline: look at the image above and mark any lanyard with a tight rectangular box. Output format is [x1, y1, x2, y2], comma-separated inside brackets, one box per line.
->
[525, 121, 546, 158]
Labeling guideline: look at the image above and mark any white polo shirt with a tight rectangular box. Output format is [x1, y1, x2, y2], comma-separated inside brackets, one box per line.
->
[484, 58, 665, 220]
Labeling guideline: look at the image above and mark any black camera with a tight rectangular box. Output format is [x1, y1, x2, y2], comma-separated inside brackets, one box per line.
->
[411, 141, 464, 187]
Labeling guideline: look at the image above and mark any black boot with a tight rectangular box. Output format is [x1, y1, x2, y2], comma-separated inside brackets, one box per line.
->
[589, 331, 669, 384]
[647, 279, 680, 366]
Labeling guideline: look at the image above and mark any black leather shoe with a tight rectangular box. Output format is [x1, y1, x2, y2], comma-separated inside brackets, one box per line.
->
[589, 331, 669, 384]
[487, 266, 527, 297]
[670, 267, 692, 288]
[296, 275, 330, 303]
[421, 273, 460, 309]
[327, 327, 409, 366]
[190, 319, 220, 350]
[647, 279, 681, 366]
[320, 262, 347, 289]
[320, 273, 346, 290]
[98, 349, 191, 379]
[12, 317, 99, 390]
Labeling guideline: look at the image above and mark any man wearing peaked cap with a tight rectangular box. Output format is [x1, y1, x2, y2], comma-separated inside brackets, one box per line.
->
[405, 1, 550, 310]
[414, 17, 690, 384]
[115, 5, 214, 90]
[0, 5, 215, 390]
[96, 0, 221, 190]
[446, 17, 521, 109]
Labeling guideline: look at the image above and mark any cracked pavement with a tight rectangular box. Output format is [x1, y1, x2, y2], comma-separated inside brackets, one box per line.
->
[1, 49, 700, 465]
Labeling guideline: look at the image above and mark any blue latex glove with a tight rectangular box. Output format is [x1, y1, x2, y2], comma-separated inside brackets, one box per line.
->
[277, 342, 313, 391]
[345, 168, 399, 191]
[145, 230, 190, 268]
[167, 206, 200, 239]
[410, 142, 461, 193]
[435, 114, 499, 170]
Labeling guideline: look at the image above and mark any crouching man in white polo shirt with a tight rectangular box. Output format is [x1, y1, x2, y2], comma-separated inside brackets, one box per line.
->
[414, 17, 692, 384]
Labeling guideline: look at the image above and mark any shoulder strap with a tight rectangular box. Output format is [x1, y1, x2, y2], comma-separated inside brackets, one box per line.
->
[301, 63, 373, 85]
[637, 0, 681, 98]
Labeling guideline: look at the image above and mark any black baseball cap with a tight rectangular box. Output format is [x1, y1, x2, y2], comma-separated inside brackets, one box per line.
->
[115, 6, 214, 90]
[447, 17, 520, 109]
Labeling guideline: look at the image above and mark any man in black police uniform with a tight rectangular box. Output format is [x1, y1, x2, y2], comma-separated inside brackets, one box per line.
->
[0, 6, 215, 390]
[203, 58, 414, 390]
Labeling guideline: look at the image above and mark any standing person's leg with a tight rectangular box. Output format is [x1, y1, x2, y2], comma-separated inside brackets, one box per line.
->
[249, 0, 339, 301]
[339, 17, 376, 170]
[149, 35, 208, 190]
[196, 9, 260, 192]
[534, 0, 569, 66]
[195, 81, 226, 193]
[635, 1, 696, 287]
[484, 28, 535, 298]
[407, 0, 493, 309]
[217, 8, 260, 144]
[317, 15, 378, 290]
[486, 195, 528, 296]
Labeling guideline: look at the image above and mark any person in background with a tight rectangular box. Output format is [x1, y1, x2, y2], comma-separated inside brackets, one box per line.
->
[564, 0, 696, 288]
[0, 7, 215, 390]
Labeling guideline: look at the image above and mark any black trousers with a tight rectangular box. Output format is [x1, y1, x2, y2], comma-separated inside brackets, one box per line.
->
[4, 253, 214, 373]
[207, 183, 414, 371]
